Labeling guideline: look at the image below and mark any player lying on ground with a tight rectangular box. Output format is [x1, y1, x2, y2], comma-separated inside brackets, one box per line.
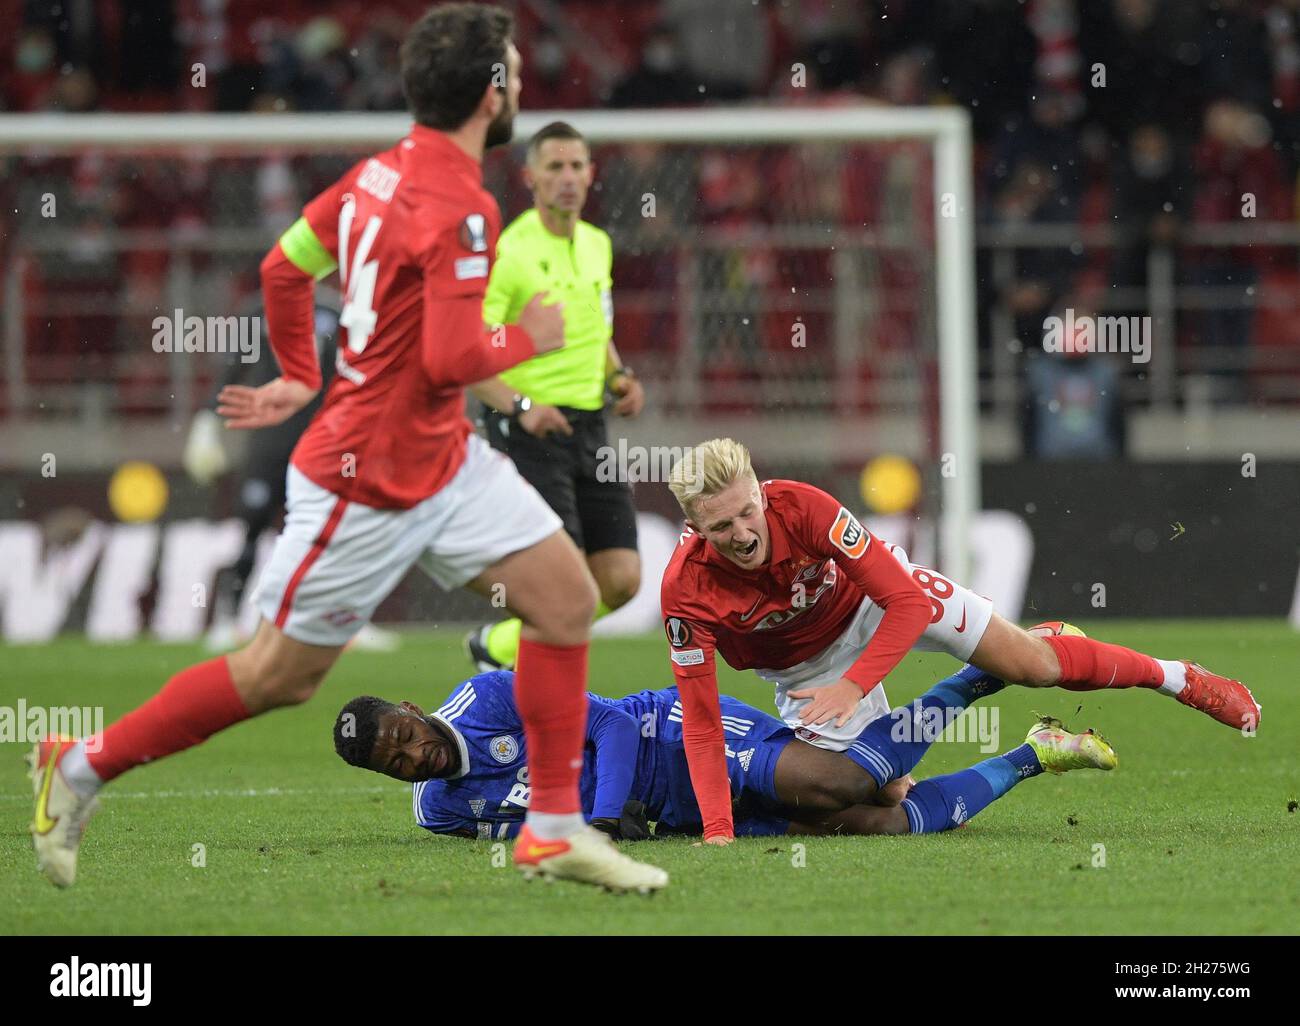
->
[660, 438, 1260, 843]
[29, 2, 665, 895]
[333, 664, 1117, 846]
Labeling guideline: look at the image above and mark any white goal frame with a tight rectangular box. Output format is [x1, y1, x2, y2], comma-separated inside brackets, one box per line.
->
[0, 107, 979, 580]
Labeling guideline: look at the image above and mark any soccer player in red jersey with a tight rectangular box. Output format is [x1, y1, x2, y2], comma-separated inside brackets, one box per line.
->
[660, 438, 1261, 844]
[30, 3, 666, 893]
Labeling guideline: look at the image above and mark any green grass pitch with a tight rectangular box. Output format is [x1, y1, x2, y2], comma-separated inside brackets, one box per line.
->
[2, 620, 1297, 935]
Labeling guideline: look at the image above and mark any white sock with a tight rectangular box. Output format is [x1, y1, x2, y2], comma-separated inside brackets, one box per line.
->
[1156, 660, 1186, 697]
[526, 811, 585, 840]
[58, 740, 104, 798]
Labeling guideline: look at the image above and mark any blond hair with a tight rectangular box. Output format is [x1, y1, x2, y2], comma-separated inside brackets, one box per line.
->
[667, 438, 757, 518]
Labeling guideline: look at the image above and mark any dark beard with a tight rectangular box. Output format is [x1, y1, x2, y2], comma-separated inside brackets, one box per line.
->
[485, 97, 514, 149]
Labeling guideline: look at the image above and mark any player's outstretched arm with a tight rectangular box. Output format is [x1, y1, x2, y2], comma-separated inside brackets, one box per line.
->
[217, 377, 318, 430]
[662, 570, 734, 843]
[585, 698, 640, 835]
[677, 670, 736, 844]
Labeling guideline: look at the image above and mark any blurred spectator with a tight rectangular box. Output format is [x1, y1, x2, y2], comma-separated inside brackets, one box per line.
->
[46, 67, 100, 113]
[262, 17, 355, 112]
[1022, 302, 1127, 460]
[589, 142, 694, 375]
[1079, 0, 1206, 145]
[609, 25, 698, 107]
[1188, 98, 1291, 402]
[118, 0, 180, 96]
[24, 0, 103, 83]
[876, 47, 936, 108]
[346, 19, 407, 111]
[1262, 1, 1300, 181]
[596, 141, 697, 237]
[1200, 0, 1274, 114]
[660, 0, 771, 101]
[1025, 0, 1086, 125]
[519, 27, 594, 109]
[5, 26, 60, 110]
[988, 93, 1087, 218]
[987, 148, 1084, 353]
[1110, 123, 1191, 292]
[930, 0, 1037, 142]
[774, 0, 872, 94]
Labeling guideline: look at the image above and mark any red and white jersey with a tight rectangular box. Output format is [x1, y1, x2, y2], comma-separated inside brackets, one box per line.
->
[261, 125, 537, 509]
[660, 479, 933, 838]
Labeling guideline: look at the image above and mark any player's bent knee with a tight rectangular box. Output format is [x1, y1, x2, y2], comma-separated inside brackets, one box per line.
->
[525, 573, 598, 641]
[561, 574, 600, 626]
[808, 767, 876, 813]
[229, 641, 331, 712]
[599, 569, 640, 611]
[1021, 637, 1061, 686]
[258, 665, 329, 708]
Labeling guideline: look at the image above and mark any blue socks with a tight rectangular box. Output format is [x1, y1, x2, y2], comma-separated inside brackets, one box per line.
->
[845, 664, 1003, 788]
[900, 743, 1043, 833]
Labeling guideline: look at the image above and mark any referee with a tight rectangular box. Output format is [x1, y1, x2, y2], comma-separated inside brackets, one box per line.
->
[467, 120, 645, 671]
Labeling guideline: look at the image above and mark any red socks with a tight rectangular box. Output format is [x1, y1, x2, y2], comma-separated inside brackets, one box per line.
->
[1043, 634, 1163, 691]
[513, 638, 588, 815]
[86, 656, 250, 783]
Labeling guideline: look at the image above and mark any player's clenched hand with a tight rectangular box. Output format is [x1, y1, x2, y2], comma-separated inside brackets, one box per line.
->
[619, 800, 653, 842]
[217, 377, 318, 430]
[789, 678, 865, 729]
[518, 291, 565, 354]
[519, 402, 573, 437]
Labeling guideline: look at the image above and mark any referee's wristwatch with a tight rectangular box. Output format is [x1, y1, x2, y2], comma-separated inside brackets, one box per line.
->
[511, 394, 532, 419]
[607, 366, 634, 388]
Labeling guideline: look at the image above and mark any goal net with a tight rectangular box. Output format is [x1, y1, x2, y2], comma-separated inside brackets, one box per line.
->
[0, 107, 978, 629]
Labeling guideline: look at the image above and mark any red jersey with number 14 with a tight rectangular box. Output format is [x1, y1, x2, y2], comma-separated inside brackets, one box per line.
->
[659, 479, 933, 839]
[260, 125, 539, 509]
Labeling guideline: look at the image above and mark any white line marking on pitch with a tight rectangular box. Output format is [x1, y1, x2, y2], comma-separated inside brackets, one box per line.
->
[0, 785, 393, 802]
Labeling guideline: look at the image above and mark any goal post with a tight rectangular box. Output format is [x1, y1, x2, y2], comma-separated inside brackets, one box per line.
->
[0, 106, 979, 580]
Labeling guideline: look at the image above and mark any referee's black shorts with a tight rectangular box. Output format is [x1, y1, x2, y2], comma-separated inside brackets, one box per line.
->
[483, 407, 638, 555]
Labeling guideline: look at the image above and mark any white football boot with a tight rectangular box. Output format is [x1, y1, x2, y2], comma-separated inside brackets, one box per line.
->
[29, 738, 100, 887]
[514, 824, 668, 893]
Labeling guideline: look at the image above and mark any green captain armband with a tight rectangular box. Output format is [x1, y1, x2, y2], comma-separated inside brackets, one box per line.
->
[278, 217, 338, 280]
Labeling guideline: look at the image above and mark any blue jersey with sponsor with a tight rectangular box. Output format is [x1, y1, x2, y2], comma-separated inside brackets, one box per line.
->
[413, 672, 794, 840]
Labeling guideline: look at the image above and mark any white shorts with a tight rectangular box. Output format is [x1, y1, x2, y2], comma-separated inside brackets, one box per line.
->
[756, 542, 995, 752]
[254, 434, 564, 646]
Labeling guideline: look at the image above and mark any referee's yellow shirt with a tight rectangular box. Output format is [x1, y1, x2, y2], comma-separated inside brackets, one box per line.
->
[482, 208, 614, 411]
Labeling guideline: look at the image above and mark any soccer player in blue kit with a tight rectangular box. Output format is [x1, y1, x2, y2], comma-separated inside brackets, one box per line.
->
[334, 664, 1118, 846]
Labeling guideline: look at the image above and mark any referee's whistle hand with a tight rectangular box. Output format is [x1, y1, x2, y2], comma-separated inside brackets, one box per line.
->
[519, 291, 566, 354]
[610, 373, 645, 417]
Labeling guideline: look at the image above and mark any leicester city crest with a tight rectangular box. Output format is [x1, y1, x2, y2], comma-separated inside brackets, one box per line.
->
[489, 734, 519, 764]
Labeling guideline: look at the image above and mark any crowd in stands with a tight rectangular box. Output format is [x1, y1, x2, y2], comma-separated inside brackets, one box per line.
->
[4, 0, 1300, 421]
